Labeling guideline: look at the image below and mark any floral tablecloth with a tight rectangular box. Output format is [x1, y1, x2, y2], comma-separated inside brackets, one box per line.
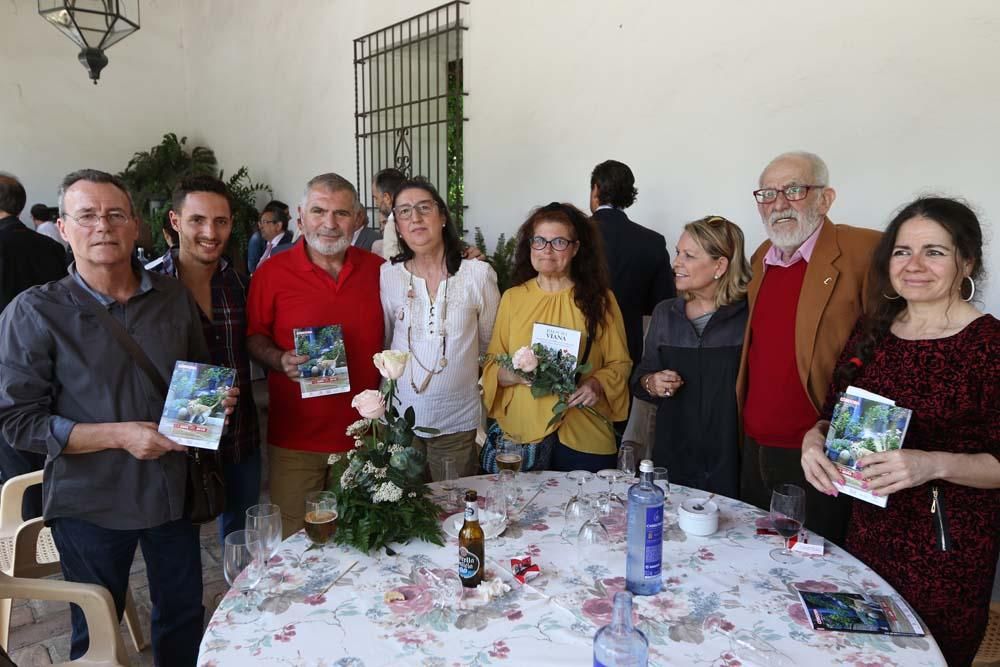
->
[198, 472, 945, 666]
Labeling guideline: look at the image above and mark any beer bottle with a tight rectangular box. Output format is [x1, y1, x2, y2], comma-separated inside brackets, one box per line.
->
[458, 489, 485, 588]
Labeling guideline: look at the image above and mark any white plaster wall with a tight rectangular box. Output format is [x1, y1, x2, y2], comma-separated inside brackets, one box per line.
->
[2, 0, 998, 313]
[464, 0, 1000, 314]
[0, 0, 188, 210]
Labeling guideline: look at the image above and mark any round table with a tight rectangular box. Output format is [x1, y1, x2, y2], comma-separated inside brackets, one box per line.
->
[198, 472, 945, 666]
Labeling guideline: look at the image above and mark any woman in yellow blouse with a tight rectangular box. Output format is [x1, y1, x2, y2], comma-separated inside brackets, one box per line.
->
[482, 202, 632, 472]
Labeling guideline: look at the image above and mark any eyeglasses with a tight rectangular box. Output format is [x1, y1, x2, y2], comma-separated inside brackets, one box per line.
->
[752, 185, 825, 204]
[393, 201, 438, 222]
[530, 236, 576, 251]
[63, 211, 131, 227]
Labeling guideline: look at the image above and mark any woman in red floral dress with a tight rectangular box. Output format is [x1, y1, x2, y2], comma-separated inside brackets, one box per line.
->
[801, 197, 1000, 667]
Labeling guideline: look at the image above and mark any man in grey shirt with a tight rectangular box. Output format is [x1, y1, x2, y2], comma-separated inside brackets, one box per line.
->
[0, 169, 235, 666]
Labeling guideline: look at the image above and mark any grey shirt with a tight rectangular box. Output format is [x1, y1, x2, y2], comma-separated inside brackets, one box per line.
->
[0, 264, 209, 529]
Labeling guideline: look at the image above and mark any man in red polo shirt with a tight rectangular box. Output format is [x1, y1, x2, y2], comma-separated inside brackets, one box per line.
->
[248, 173, 384, 537]
[736, 151, 880, 545]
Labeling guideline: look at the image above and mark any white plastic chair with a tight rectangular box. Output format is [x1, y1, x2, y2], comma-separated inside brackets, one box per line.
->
[0, 571, 128, 666]
[0, 471, 145, 653]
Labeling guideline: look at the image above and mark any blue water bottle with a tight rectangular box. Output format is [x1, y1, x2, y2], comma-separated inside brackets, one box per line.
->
[593, 591, 649, 666]
[625, 459, 664, 596]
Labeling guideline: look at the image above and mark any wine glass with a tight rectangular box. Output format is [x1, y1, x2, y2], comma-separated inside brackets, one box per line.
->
[245, 503, 282, 589]
[596, 468, 627, 516]
[617, 442, 637, 478]
[224, 529, 263, 620]
[484, 482, 509, 529]
[769, 483, 806, 564]
[304, 492, 338, 546]
[652, 466, 669, 504]
[496, 469, 518, 517]
[576, 497, 612, 568]
[563, 470, 594, 538]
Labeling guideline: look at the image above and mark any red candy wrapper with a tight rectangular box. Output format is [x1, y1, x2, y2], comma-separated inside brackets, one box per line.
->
[511, 556, 540, 584]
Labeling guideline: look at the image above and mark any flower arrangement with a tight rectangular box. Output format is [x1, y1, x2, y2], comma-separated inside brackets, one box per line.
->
[492, 344, 613, 433]
[327, 350, 445, 553]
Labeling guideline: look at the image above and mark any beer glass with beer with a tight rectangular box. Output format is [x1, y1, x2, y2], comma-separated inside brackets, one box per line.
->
[304, 491, 338, 546]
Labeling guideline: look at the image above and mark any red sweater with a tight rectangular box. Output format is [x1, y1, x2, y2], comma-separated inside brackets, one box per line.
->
[743, 262, 818, 448]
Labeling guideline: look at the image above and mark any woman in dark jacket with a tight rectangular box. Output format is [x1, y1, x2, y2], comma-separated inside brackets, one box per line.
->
[631, 215, 751, 497]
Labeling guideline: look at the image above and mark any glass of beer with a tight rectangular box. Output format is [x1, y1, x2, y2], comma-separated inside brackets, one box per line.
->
[304, 491, 338, 546]
[496, 439, 523, 474]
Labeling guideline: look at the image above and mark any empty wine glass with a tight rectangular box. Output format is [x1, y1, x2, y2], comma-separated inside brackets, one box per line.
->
[246, 503, 282, 589]
[563, 470, 594, 538]
[652, 466, 669, 504]
[617, 443, 637, 478]
[577, 497, 612, 568]
[484, 482, 509, 528]
[769, 483, 806, 564]
[596, 468, 628, 516]
[224, 529, 263, 620]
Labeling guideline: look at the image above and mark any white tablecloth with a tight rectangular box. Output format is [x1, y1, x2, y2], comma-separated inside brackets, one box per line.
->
[198, 472, 945, 666]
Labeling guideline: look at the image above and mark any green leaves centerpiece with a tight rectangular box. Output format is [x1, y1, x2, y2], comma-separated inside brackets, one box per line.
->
[328, 350, 445, 553]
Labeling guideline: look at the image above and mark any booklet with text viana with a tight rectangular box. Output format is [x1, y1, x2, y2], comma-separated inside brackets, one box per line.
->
[796, 589, 924, 636]
[530, 322, 582, 360]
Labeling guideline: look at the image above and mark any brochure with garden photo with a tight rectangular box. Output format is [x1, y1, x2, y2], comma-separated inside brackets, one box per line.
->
[796, 589, 925, 636]
[293, 325, 350, 398]
[530, 322, 582, 360]
[157, 361, 236, 450]
[823, 386, 913, 508]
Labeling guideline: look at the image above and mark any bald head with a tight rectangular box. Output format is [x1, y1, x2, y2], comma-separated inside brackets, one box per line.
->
[0, 172, 26, 218]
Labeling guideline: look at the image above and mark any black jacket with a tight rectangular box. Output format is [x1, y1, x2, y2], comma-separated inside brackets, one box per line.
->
[631, 297, 747, 497]
[593, 208, 675, 367]
[0, 216, 68, 313]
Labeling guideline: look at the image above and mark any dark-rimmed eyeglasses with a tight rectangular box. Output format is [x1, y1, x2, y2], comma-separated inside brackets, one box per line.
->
[63, 211, 130, 227]
[752, 185, 825, 204]
[530, 236, 576, 251]
[393, 201, 438, 222]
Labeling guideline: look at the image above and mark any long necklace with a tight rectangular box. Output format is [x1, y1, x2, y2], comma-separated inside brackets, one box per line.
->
[405, 261, 449, 394]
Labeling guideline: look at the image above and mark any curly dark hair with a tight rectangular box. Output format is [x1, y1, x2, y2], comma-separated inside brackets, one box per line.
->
[390, 177, 463, 276]
[590, 160, 638, 209]
[833, 196, 985, 389]
[511, 202, 611, 338]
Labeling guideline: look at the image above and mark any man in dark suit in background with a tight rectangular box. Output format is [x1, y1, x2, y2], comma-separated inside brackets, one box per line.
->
[589, 160, 675, 370]
[0, 172, 68, 518]
[350, 208, 382, 252]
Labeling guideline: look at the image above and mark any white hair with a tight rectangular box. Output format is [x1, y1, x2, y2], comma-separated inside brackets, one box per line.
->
[759, 151, 830, 187]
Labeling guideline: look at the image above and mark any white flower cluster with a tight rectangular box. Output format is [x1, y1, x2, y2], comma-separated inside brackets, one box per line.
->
[388, 443, 404, 455]
[327, 453, 341, 465]
[362, 461, 389, 479]
[407, 491, 417, 498]
[340, 467, 356, 489]
[346, 419, 371, 438]
[353, 438, 365, 449]
[371, 481, 403, 503]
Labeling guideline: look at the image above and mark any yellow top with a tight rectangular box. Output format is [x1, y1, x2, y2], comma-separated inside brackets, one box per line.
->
[482, 279, 632, 455]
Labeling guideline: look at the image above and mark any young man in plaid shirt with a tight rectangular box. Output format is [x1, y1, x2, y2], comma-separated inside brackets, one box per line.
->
[153, 175, 262, 540]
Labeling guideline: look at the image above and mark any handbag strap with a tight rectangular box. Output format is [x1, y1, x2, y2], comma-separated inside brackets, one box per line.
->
[62, 275, 169, 397]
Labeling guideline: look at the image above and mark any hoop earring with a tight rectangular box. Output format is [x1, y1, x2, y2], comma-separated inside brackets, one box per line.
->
[963, 276, 976, 302]
[882, 292, 901, 300]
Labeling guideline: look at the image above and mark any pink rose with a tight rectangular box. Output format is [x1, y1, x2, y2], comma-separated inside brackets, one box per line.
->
[511, 346, 538, 373]
[373, 350, 409, 380]
[351, 390, 386, 419]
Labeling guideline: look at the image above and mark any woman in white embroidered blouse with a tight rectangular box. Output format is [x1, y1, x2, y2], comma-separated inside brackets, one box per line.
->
[379, 178, 500, 481]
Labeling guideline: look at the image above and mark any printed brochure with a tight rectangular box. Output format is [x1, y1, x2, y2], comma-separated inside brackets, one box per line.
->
[796, 589, 925, 636]
[530, 322, 582, 360]
[824, 386, 913, 508]
[294, 325, 350, 398]
[157, 361, 235, 450]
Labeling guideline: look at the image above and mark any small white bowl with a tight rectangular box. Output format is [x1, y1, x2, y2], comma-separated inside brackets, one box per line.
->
[678, 498, 720, 536]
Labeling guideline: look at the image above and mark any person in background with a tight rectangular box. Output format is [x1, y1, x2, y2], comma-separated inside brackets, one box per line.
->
[381, 178, 499, 480]
[254, 200, 294, 272]
[482, 202, 631, 473]
[31, 202, 66, 248]
[736, 150, 880, 545]
[631, 216, 750, 497]
[247, 173, 384, 537]
[151, 175, 261, 542]
[801, 197, 999, 667]
[0, 174, 68, 520]
[372, 168, 406, 259]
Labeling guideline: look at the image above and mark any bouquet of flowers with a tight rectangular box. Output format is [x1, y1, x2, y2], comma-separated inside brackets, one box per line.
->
[492, 344, 613, 433]
[327, 350, 445, 553]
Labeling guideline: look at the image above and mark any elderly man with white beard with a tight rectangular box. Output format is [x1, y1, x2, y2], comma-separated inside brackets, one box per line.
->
[735, 151, 880, 546]
[247, 173, 385, 536]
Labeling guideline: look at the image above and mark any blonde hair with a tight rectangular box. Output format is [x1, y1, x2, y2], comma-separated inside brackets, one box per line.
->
[682, 215, 751, 308]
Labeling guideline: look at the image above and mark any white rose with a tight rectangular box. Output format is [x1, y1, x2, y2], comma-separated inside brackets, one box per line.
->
[373, 350, 409, 380]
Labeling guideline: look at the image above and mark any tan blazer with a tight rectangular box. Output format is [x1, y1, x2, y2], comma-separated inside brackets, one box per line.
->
[736, 218, 881, 416]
